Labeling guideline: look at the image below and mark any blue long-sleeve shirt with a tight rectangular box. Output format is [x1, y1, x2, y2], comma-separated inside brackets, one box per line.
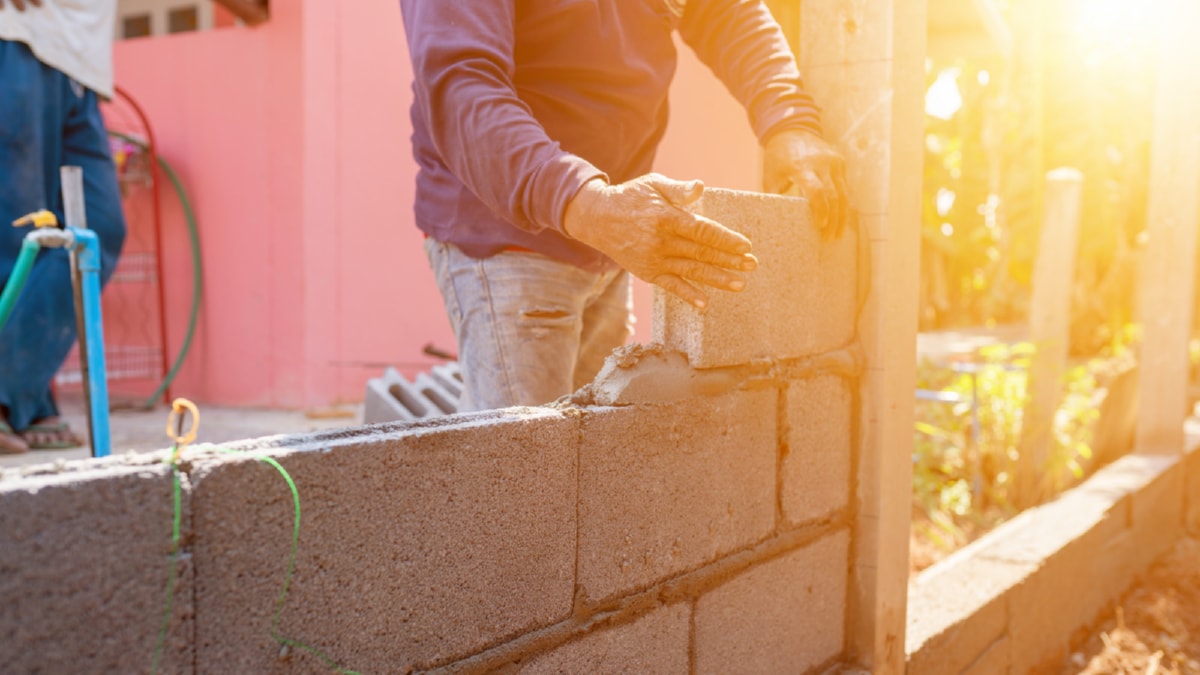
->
[400, 0, 822, 272]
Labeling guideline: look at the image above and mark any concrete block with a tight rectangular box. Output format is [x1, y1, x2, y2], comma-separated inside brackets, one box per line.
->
[1186, 447, 1200, 534]
[783, 375, 853, 524]
[1128, 455, 1185, 571]
[652, 188, 857, 369]
[962, 635, 1010, 675]
[0, 462, 192, 673]
[363, 366, 462, 424]
[413, 372, 459, 414]
[520, 603, 690, 675]
[980, 458, 1174, 673]
[362, 366, 415, 423]
[577, 390, 777, 604]
[191, 408, 578, 673]
[431, 362, 464, 398]
[694, 531, 849, 675]
[999, 523, 1123, 673]
[907, 556, 1028, 675]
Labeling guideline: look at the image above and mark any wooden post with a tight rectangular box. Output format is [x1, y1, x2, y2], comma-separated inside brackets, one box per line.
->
[798, 1, 927, 672]
[1016, 168, 1083, 506]
[1135, 0, 1200, 456]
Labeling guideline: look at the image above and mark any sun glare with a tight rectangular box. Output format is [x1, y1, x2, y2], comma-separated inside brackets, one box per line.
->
[1071, 0, 1157, 46]
[925, 69, 962, 121]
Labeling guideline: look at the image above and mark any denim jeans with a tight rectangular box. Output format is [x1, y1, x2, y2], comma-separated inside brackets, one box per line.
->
[0, 39, 126, 432]
[424, 239, 633, 411]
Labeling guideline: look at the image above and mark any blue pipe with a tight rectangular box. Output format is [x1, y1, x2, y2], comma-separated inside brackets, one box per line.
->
[71, 228, 112, 458]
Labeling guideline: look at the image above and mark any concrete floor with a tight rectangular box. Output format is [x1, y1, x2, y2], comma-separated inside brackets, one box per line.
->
[0, 392, 363, 469]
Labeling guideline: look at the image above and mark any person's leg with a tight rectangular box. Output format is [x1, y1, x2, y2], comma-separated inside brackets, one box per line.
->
[0, 39, 67, 451]
[0, 41, 125, 448]
[425, 240, 605, 411]
[19, 75, 126, 449]
[572, 270, 634, 391]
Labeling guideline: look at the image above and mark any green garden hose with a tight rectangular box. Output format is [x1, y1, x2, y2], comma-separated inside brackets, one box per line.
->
[0, 237, 41, 331]
[109, 131, 204, 409]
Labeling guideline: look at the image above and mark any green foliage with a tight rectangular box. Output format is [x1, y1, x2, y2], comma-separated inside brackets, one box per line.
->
[912, 342, 1104, 546]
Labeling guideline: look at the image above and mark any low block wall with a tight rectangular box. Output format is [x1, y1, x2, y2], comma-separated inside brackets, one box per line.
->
[907, 447, 1200, 674]
[1, 189, 863, 674]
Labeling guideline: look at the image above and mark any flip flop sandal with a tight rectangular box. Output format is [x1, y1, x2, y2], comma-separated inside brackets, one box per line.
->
[0, 420, 30, 455]
[21, 420, 83, 450]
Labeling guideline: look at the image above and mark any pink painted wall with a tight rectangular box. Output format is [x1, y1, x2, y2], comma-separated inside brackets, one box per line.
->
[111, 0, 759, 408]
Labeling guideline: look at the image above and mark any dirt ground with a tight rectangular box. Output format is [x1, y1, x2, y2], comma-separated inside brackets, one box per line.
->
[1064, 537, 1200, 674]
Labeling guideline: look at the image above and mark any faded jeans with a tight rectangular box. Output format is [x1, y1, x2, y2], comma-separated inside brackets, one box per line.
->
[424, 239, 633, 412]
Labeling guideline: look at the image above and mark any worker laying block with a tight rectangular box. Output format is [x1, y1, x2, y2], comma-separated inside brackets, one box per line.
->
[400, 0, 847, 411]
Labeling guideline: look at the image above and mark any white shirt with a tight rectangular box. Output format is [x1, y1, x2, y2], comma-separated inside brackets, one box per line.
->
[0, 0, 117, 98]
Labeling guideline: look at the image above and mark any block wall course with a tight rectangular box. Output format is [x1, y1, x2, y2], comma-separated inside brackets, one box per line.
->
[653, 187, 857, 369]
[1001, 512, 1127, 674]
[784, 375, 853, 525]
[190, 409, 578, 674]
[1128, 455, 1185, 571]
[1187, 447, 1200, 534]
[519, 603, 691, 675]
[906, 556, 1025, 675]
[908, 453, 1189, 674]
[962, 635, 1010, 675]
[0, 464, 193, 674]
[577, 390, 778, 605]
[694, 530, 849, 675]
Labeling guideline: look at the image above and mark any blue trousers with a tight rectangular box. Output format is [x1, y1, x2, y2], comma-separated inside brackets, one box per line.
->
[0, 39, 126, 432]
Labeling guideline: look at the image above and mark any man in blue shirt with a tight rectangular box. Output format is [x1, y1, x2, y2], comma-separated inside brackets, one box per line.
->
[401, 0, 847, 411]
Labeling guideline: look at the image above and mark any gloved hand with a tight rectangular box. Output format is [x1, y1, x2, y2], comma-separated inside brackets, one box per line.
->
[563, 173, 758, 310]
[0, 0, 42, 11]
[762, 129, 848, 239]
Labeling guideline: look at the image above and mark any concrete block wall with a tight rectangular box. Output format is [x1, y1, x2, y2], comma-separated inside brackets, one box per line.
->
[907, 450, 1195, 674]
[0, 189, 864, 673]
[0, 461, 194, 674]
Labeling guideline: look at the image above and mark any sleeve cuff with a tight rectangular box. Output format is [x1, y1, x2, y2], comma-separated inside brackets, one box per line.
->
[756, 107, 825, 146]
[530, 152, 608, 235]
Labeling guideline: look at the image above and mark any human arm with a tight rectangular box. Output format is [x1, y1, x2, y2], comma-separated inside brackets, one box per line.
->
[400, 1, 757, 307]
[0, 0, 42, 11]
[399, 0, 602, 236]
[680, 1, 848, 237]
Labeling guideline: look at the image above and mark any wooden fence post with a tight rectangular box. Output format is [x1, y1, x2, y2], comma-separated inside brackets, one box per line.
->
[1016, 168, 1083, 507]
[1135, 0, 1200, 456]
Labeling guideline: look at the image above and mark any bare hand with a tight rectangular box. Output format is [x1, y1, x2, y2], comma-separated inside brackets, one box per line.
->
[763, 129, 848, 239]
[563, 174, 758, 310]
[0, 0, 43, 10]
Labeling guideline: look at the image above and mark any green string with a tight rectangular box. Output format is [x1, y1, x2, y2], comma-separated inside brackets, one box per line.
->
[152, 449, 361, 675]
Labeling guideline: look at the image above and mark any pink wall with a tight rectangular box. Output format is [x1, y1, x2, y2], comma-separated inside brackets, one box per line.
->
[111, 0, 759, 408]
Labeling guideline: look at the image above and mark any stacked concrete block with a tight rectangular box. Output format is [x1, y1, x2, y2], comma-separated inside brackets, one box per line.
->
[520, 603, 690, 675]
[907, 453, 1192, 674]
[363, 364, 462, 424]
[694, 531, 849, 675]
[906, 556, 1027, 675]
[987, 495, 1128, 674]
[190, 408, 578, 673]
[576, 390, 778, 605]
[784, 375, 853, 524]
[653, 187, 858, 369]
[0, 462, 192, 673]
